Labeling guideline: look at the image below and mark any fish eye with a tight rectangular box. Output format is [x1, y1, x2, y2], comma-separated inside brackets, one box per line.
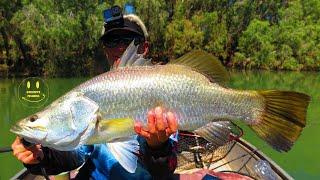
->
[29, 115, 38, 122]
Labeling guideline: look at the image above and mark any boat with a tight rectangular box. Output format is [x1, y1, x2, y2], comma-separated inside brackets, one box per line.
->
[11, 123, 293, 180]
[174, 129, 293, 180]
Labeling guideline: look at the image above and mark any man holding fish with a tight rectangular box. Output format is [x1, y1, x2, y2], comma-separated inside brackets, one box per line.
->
[10, 4, 311, 180]
[12, 5, 179, 179]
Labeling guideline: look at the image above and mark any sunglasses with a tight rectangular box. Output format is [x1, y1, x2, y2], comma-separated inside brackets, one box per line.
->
[103, 35, 144, 48]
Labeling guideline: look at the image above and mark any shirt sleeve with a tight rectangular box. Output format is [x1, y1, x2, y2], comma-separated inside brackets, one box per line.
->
[137, 136, 178, 179]
[24, 146, 92, 175]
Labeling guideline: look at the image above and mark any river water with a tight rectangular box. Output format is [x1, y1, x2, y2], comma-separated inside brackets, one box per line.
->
[0, 70, 319, 179]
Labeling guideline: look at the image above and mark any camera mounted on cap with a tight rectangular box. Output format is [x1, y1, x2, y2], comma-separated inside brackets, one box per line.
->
[101, 4, 144, 46]
[103, 4, 136, 27]
[103, 5, 124, 26]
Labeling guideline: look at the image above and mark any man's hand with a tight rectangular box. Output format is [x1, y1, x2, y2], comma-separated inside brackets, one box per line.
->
[11, 137, 43, 164]
[134, 107, 178, 148]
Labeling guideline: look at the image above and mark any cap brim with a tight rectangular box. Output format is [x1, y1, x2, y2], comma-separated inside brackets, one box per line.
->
[100, 28, 144, 41]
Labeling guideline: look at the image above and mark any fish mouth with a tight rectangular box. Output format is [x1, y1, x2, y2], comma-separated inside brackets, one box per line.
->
[10, 125, 35, 139]
[10, 125, 24, 135]
[10, 125, 35, 137]
[10, 124, 47, 143]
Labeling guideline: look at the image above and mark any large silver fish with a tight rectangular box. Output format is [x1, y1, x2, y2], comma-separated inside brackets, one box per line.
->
[11, 42, 310, 173]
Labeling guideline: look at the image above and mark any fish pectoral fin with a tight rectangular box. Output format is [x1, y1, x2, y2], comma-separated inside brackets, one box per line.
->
[169, 50, 230, 86]
[107, 137, 139, 173]
[98, 118, 135, 136]
[194, 121, 237, 149]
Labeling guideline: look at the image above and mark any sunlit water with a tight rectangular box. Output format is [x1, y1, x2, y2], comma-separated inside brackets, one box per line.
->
[0, 70, 319, 179]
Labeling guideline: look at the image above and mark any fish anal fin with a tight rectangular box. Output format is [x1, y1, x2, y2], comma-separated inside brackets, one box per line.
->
[194, 121, 234, 149]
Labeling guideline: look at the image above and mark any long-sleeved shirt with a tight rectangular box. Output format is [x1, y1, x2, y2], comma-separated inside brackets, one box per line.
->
[24, 136, 177, 179]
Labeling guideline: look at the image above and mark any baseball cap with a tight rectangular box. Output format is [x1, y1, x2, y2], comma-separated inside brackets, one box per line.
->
[100, 6, 148, 43]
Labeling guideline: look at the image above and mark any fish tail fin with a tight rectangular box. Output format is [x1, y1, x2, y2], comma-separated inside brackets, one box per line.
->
[250, 90, 310, 152]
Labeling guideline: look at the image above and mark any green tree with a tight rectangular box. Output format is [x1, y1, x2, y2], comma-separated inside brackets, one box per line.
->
[1, 0, 320, 76]
[165, 18, 204, 57]
[238, 19, 276, 69]
[10, 0, 107, 76]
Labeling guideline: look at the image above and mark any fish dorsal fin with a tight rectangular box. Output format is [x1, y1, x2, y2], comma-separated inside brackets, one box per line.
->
[112, 40, 152, 69]
[169, 50, 230, 85]
[107, 136, 139, 173]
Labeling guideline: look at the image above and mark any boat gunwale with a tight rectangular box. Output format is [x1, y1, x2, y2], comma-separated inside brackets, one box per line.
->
[236, 138, 293, 180]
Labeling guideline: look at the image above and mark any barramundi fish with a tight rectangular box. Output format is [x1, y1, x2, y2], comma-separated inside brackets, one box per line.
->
[11, 42, 311, 173]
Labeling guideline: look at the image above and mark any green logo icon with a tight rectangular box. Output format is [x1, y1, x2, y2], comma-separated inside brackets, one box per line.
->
[18, 77, 49, 108]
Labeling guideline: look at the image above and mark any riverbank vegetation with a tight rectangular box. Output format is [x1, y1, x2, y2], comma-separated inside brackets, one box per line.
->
[1, 0, 319, 77]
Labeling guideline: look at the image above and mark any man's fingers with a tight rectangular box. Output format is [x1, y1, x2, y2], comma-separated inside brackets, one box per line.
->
[12, 137, 19, 147]
[154, 107, 168, 143]
[134, 121, 150, 139]
[134, 121, 142, 134]
[16, 151, 33, 161]
[12, 139, 28, 155]
[155, 107, 166, 131]
[147, 110, 156, 134]
[13, 145, 26, 155]
[139, 129, 151, 139]
[166, 111, 178, 135]
[12, 136, 22, 148]
[23, 154, 40, 164]
[11, 136, 42, 164]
